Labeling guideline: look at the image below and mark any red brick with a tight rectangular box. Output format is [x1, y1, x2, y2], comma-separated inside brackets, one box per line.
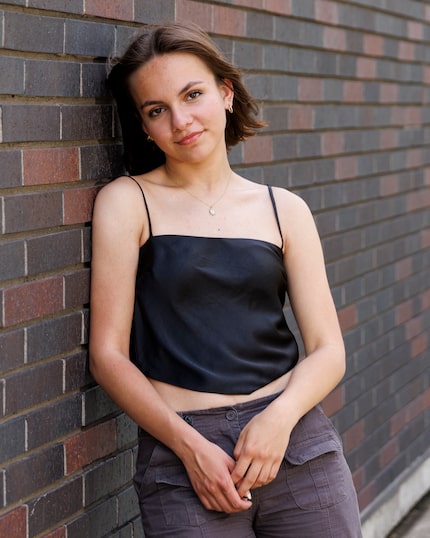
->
[380, 83, 398, 102]
[3, 277, 63, 327]
[288, 105, 313, 130]
[335, 156, 357, 180]
[63, 185, 99, 225]
[407, 189, 430, 211]
[343, 81, 364, 102]
[242, 135, 273, 164]
[390, 408, 407, 436]
[323, 27, 346, 51]
[321, 131, 344, 155]
[363, 34, 384, 57]
[0, 506, 27, 538]
[263, 0, 291, 14]
[408, 21, 423, 41]
[321, 385, 344, 416]
[343, 420, 364, 452]
[352, 466, 365, 491]
[421, 229, 430, 249]
[395, 258, 413, 281]
[380, 174, 399, 195]
[64, 420, 117, 474]
[84, 0, 133, 21]
[423, 66, 430, 85]
[23, 147, 79, 185]
[358, 480, 376, 511]
[315, 0, 338, 24]
[379, 438, 398, 467]
[395, 300, 413, 325]
[379, 129, 398, 150]
[411, 333, 427, 358]
[357, 58, 376, 79]
[298, 77, 323, 101]
[213, 5, 247, 37]
[398, 40, 415, 61]
[406, 315, 423, 341]
[64, 269, 90, 309]
[408, 148, 422, 168]
[176, 0, 213, 32]
[338, 304, 358, 331]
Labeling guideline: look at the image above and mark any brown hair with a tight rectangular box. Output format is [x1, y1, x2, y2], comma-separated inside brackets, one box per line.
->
[108, 23, 266, 174]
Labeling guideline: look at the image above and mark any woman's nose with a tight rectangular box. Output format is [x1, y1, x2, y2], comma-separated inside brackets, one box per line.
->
[171, 106, 192, 131]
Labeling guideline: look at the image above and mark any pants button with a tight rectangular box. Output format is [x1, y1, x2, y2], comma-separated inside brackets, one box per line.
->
[226, 409, 236, 420]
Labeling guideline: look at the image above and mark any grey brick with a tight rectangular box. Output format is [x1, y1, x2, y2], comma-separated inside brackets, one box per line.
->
[316, 51, 338, 76]
[27, 229, 82, 275]
[26, 394, 82, 450]
[297, 132, 321, 158]
[4, 12, 64, 54]
[67, 496, 117, 538]
[61, 105, 113, 141]
[64, 351, 92, 392]
[0, 56, 24, 95]
[65, 20, 115, 58]
[3, 191, 63, 233]
[2, 104, 60, 143]
[0, 240, 25, 281]
[247, 11, 274, 41]
[289, 48, 317, 75]
[0, 149, 22, 188]
[272, 134, 298, 161]
[0, 416, 26, 462]
[114, 25, 139, 56]
[117, 486, 139, 527]
[263, 44, 289, 72]
[116, 414, 137, 451]
[25, 59, 80, 97]
[28, 0, 84, 13]
[291, 1, 314, 18]
[83, 385, 120, 426]
[134, 0, 175, 23]
[26, 313, 83, 363]
[80, 144, 125, 181]
[6, 444, 64, 504]
[28, 477, 83, 537]
[84, 452, 133, 506]
[234, 41, 264, 71]
[82, 62, 110, 98]
[0, 328, 25, 374]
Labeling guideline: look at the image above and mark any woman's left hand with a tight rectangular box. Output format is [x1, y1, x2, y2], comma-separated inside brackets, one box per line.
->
[230, 404, 292, 497]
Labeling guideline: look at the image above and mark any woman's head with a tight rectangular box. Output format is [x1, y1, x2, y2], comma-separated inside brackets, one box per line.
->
[108, 23, 265, 174]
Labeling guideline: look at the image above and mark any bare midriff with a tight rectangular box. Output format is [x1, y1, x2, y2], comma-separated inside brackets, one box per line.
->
[149, 369, 293, 412]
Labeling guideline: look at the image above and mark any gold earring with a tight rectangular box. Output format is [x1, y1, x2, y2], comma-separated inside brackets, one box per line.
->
[228, 105, 234, 114]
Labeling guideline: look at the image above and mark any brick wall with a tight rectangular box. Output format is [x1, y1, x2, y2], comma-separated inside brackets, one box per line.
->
[0, 1, 429, 536]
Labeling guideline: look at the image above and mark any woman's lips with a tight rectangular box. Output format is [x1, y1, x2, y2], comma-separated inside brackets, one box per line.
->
[177, 131, 203, 145]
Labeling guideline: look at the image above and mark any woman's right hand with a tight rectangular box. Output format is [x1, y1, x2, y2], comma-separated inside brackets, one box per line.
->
[180, 438, 252, 514]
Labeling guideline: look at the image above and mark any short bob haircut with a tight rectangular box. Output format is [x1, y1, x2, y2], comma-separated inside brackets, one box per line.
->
[108, 22, 266, 175]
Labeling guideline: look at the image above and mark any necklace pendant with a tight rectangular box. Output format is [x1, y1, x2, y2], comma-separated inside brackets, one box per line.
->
[209, 207, 216, 216]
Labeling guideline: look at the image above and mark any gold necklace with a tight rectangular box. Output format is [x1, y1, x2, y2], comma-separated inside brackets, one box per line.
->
[180, 172, 232, 216]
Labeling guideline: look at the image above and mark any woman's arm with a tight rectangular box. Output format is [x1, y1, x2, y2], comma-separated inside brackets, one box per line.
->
[90, 178, 250, 513]
[232, 189, 345, 496]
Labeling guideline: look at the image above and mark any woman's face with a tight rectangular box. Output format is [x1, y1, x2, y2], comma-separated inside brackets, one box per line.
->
[129, 52, 234, 165]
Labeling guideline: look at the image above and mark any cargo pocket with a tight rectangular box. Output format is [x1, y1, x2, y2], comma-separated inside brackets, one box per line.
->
[284, 406, 348, 510]
[156, 464, 222, 527]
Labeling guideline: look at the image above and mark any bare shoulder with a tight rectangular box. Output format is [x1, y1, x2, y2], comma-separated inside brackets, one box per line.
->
[270, 186, 313, 220]
[93, 175, 148, 243]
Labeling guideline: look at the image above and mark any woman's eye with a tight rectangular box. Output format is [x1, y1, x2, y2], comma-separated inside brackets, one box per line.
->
[148, 107, 164, 118]
[187, 90, 202, 100]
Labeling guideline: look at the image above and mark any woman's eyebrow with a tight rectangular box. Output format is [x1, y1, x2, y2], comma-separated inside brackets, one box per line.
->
[140, 80, 204, 110]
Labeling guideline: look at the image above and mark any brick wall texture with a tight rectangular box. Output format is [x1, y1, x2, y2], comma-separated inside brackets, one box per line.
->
[0, 0, 429, 536]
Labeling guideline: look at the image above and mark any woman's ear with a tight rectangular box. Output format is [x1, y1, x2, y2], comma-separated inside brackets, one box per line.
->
[221, 78, 234, 106]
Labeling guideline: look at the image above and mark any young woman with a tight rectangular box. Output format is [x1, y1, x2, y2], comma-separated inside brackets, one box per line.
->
[90, 23, 362, 537]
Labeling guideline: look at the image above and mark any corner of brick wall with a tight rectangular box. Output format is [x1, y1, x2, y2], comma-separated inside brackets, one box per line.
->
[0, 1, 429, 536]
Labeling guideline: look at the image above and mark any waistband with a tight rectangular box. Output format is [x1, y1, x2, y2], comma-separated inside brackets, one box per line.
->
[177, 390, 283, 419]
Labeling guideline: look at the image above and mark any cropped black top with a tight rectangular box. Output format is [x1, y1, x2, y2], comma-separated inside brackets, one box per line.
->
[129, 178, 299, 394]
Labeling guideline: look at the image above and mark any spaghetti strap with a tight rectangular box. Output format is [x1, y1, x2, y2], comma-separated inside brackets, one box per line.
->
[128, 175, 153, 237]
[267, 185, 284, 250]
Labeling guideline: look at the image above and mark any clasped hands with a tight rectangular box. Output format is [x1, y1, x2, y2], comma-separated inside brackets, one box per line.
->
[182, 407, 292, 514]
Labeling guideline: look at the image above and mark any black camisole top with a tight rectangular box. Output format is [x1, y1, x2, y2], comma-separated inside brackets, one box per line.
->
[129, 178, 299, 395]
